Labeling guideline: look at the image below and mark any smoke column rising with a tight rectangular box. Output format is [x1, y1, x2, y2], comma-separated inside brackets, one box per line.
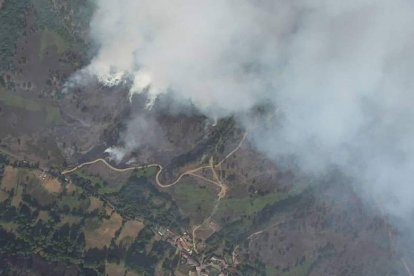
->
[85, 0, 414, 234]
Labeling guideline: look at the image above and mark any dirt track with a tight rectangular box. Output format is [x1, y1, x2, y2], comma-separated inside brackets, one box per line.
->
[62, 132, 248, 193]
[62, 132, 248, 252]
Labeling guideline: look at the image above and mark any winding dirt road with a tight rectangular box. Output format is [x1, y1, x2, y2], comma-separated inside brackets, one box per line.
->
[62, 133, 248, 251]
[62, 132, 247, 192]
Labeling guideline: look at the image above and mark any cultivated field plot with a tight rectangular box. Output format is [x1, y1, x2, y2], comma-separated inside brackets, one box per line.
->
[84, 212, 123, 249]
[117, 220, 145, 249]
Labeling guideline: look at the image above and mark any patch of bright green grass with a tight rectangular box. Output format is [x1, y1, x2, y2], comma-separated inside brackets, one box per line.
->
[218, 192, 289, 217]
[174, 180, 217, 222]
[135, 166, 158, 178]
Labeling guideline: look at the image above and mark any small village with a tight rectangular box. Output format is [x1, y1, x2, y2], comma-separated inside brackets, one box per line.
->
[155, 226, 241, 275]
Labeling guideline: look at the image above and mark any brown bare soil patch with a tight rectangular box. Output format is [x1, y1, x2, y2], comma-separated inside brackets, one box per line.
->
[65, 182, 76, 194]
[59, 215, 82, 226]
[87, 196, 103, 213]
[1, 166, 18, 192]
[105, 262, 127, 276]
[85, 212, 123, 249]
[33, 171, 62, 194]
[125, 271, 140, 276]
[11, 185, 23, 208]
[0, 222, 18, 233]
[117, 220, 145, 248]
[105, 206, 114, 216]
[43, 179, 62, 193]
[0, 190, 9, 202]
[194, 226, 215, 241]
[36, 211, 50, 223]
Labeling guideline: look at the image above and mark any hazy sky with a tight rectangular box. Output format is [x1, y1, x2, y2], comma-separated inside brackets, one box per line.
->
[84, 0, 414, 225]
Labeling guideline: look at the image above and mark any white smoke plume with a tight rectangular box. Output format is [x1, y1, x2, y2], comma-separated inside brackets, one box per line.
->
[105, 115, 167, 162]
[85, 0, 414, 230]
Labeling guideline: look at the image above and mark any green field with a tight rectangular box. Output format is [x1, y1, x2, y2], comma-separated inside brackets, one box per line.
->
[40, 30, 69, 56]
[0, 88, 62, 124]
[173, 180, 217, 223]
[217, 192, 289, 217]
[74, 166, 158, 194]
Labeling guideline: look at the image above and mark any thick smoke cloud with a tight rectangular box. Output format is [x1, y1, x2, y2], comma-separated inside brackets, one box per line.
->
[85, 0, 414, 224]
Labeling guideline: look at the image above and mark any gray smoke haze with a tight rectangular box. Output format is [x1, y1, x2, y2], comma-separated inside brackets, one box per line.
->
[85, 0, 414, 229]
[105, 115, 167, 162]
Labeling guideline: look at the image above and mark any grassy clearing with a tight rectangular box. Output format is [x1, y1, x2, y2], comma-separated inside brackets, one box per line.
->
[1, 166, 18, 192]
[217, 192, 289, 217]
[173, 180, 217, 223]
[59, 215, 82, 226]
[40, 30, 68, 55]
[11, 184, 23, 208]
[105, 262, 142, 276]
[106, 262, 127, 276]
[117, 220, 145, 248]
[126, 271, 141, 276]
[42, 178, 62, 193]
[64, 182, 77, 194]
[45, 107, 62, 124]
[0, 190, 9, 202]
[135, 166, 158, 178]
[74, 170, 106, 189]
[98, 184, 122, 194]
[0, 221, 18, 233]
[84, 212, 123, 249]
[59, 194, 89, 211]
[74, 165, 157, 195]
[0, 88, 62, 124]
[87, 196, 103, 213]
[0, 88, 41, 111]
[35, 210, 50, 223]
[217, 184, 307, 219]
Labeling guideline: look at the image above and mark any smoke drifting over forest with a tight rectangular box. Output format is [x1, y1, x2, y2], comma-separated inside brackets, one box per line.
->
[83, 0, 414, 237]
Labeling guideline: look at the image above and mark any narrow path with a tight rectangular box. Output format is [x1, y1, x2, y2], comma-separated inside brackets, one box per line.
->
[217, 132, 247, 167]
[191, 157, 229, 252]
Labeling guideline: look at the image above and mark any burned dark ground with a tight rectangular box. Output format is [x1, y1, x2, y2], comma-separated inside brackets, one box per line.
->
[0, 1, 410, 275]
